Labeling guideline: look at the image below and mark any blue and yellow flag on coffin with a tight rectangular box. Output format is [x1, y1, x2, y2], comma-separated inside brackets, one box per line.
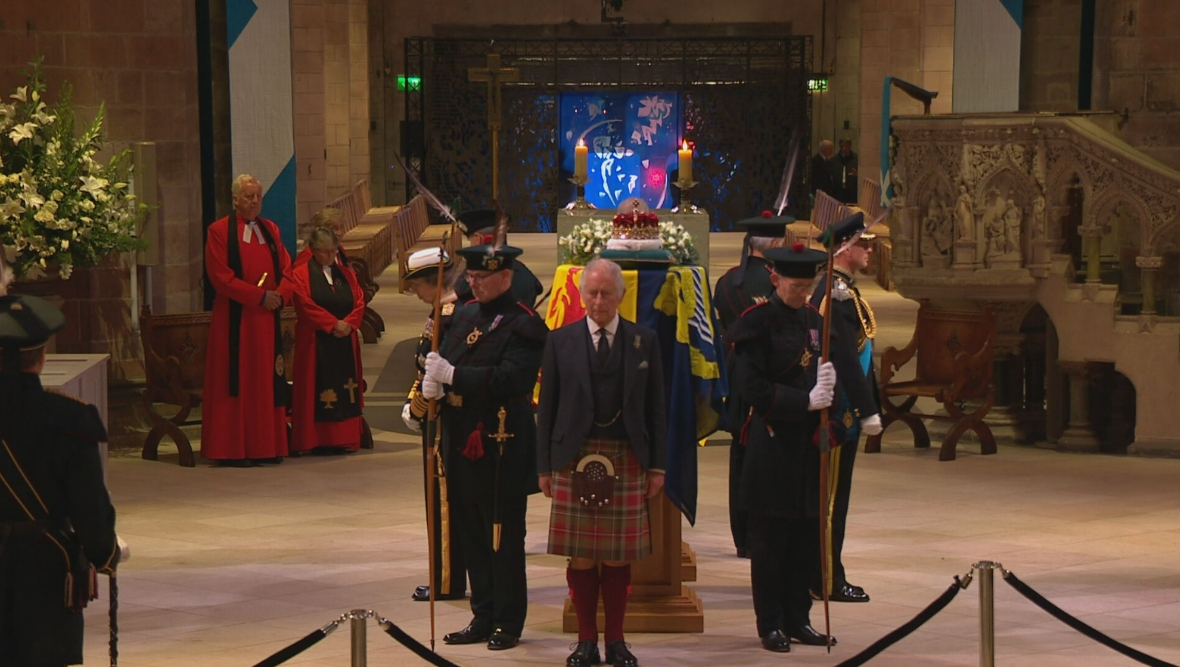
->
[545, 264, 728, 525]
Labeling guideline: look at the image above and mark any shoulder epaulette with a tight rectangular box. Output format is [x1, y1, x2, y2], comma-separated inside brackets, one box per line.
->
[738, 300, 769, 318]
[832, 279, 853, 301]
[441, 303, 456, 316]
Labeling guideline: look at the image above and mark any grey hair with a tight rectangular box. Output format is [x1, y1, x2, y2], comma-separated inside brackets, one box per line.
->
[819, 139, 834, 151]
[580, 258, 625, 296]
[232, 174, 260, 195]
[309, 226, 339, 250]
[748, 235, 782, 253]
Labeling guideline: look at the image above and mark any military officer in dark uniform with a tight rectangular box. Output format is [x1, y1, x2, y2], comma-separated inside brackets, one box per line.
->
[421, 243, 549, 651]
[0, 295, 119, 666]
[810, 213, 883, 603]
[454, 209, 544, 308]
[727, 243, 849, 652]
[714, 210, 791, 559]
[401, 247, 467, 603]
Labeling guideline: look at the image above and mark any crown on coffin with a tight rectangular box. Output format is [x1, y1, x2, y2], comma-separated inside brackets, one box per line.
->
[611, 211, 660, 240]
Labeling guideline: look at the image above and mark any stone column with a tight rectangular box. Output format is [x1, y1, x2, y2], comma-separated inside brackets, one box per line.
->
[1056, 360, 1101, 451]
[1078, 223, 1105, 283]
[1136, 255, 1162, 314]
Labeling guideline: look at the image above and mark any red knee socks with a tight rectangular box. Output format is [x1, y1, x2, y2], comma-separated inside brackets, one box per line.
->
[567, 565, 600, 641]
[600, 563, 631, 643]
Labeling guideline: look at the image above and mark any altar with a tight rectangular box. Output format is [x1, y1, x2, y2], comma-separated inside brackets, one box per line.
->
[42, 354, 110, 477]
[544, 263, 727, 632]
[556, 209, 713, 269]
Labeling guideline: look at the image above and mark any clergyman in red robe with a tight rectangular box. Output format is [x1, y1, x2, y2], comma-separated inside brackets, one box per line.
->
[291, 227, 366, 454]
[201, 174, 295, 467]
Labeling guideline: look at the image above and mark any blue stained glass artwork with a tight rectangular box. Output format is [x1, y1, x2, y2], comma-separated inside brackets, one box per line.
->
[559, 92, 682, 211]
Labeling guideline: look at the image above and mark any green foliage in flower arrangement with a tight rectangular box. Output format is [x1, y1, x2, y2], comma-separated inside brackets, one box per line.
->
[0, 60, 146, 279]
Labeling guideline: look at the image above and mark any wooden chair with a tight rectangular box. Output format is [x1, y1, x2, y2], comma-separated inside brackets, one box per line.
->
[394, 195, 460, 293]
[139, 306, 372, 466]
[864, 300, 997, 461]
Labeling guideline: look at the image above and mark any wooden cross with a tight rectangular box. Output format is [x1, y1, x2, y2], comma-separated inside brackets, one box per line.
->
[467, 53, 519, 199]
[343, 378, 359, 404]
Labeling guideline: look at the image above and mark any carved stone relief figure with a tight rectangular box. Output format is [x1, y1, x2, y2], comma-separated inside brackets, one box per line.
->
[981, 189, 1007, 257]
[955, 184, 975, 240]
[921, 193, 952, 258]
[1003, 199, 1022, 255]
[1031, 192, 1046, 240]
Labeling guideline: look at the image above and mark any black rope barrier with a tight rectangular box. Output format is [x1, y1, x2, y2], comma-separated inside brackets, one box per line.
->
[250, 622, 338, 667]
[379, 617, 465, 667]
[1003, 571, 1180, 667]
[833, 576, 966, 667]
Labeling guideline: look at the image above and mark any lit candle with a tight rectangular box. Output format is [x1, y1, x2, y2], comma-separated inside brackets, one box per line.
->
[678, 141, 693, 183]
[574, 139, 588, 180]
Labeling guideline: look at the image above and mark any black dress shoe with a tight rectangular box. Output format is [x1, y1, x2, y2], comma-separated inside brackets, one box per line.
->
[760, 630, 791, 653]
[830, 583, 870, 603]
[789, 625, 836, 646]
[412, 585, 466, 602]
[215, 459, 256, 468]
[604, 640, 637, 667]
[566, 640, 601, 667]
[486, 628, 519, 650]
[252, 456, 284, 465]
[443, 623, 490, 645]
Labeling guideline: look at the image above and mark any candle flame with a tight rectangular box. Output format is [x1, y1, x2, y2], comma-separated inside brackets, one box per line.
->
[682, 141, 689, 151]
[577, 138, 585, 148]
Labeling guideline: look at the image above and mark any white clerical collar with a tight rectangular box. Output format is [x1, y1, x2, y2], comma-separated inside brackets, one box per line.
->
[321, 263, 334, 285]
[586, 313, 619, 339]
[242, 218, 262, 244]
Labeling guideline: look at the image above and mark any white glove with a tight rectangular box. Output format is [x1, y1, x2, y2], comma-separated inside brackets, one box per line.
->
[117, 535, 131, 563]
[808, 362, 835, 411]
[424, 352, 455, 384]
[401, 403, 421, 432]
[422, 376, 444, 400]
[860, 414, 883, 436]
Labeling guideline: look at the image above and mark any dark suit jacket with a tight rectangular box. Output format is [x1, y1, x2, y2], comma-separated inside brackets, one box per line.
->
[536, 316, 667, 474]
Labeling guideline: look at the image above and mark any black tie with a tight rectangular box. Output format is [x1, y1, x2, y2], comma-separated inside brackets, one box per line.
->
[597, 329, 610, 366]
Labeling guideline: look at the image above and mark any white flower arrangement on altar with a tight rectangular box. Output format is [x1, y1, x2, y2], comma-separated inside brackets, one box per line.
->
[560, 217, 699, 266]
[0, 61, 145, 280]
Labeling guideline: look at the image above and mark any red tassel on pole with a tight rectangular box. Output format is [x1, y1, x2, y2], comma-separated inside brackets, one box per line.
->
[462, 423, 486, 460]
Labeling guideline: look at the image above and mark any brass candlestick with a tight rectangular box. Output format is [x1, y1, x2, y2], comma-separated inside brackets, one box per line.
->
[673, 177, 702, 214]
[568, 175, 593, 210]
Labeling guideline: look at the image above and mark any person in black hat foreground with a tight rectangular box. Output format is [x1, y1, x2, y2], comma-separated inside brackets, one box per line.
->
[400, 248, 468, 604]
[726, 243, 850, 652]
[714, 210, 792, 559]
[453, 209, 543, 308]
[422, 243, 549, 650]
[0, 295, 119, 666]
[809, 213, 884, 604]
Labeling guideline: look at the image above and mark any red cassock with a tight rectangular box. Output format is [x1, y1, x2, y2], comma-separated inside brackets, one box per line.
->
[201, 214, 295, 461]
[290, 258, 366, 452]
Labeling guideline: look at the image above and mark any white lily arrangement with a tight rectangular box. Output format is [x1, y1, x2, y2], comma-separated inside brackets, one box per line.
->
[560, 217, 699, 265]
[0, 61, 145, 279]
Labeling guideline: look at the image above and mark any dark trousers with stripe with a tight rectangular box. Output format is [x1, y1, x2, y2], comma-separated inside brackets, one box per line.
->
[748, 513, 818, 638]
[813, 440, 857, 591]
[451, 495, 528, 636]
[728, 439, 748, 554]
[423, 441, 466, 597]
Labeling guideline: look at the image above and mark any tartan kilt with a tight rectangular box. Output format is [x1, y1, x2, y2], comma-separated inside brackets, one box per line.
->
[547, 438, 651, 562]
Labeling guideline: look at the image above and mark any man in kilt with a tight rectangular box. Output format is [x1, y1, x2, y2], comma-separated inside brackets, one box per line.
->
[537, 259, 667, 667]
[422, 243, 548, 651]
[727, 243, 850, 652]
[400, 248, 467, 603]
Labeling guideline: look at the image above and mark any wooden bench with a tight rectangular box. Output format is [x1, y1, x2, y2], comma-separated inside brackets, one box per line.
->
[864, 301, 997, 461]
[393, 194, 461, 293]
[328, 180, 401, 342]
[139, 305, 372, 467]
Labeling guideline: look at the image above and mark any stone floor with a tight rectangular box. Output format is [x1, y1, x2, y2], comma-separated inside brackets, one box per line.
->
[90, 234, 1180, 666]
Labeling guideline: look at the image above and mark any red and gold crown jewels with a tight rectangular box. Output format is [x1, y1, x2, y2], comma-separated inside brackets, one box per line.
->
[610, 211, 661, 240]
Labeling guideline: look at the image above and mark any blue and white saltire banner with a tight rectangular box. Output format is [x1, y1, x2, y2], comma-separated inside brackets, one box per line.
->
[227, 0, 297, 252]
[880, 76, 895, 209]
[953, 0, 1023, 113]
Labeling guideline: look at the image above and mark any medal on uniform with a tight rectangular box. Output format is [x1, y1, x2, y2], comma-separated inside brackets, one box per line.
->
[801, 349, 813, 369]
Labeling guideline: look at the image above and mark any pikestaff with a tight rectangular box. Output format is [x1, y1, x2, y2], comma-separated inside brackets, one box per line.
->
[393, 150, 461, 651]
[815, 224, 838, 653]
